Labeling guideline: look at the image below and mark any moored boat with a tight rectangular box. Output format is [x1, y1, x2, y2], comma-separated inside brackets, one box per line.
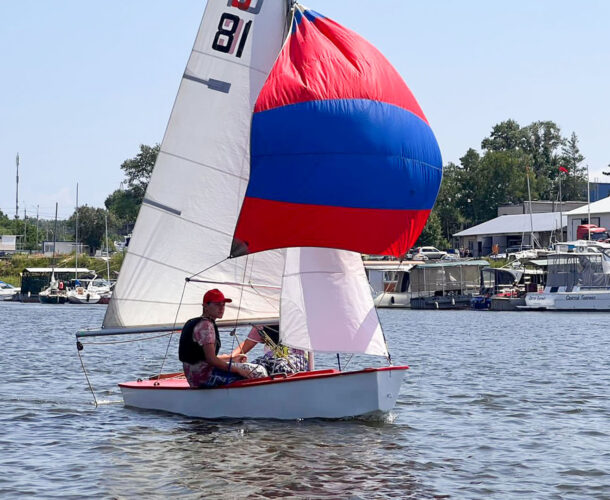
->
[0, 281, 20, 301]
[524, 246, 610, 310]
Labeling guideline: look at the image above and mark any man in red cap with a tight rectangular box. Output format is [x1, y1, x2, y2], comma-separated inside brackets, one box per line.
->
[179, 288, 251, 387]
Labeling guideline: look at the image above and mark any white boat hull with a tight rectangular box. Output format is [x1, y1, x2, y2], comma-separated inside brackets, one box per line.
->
[67, 290, 101, 304]
[119, 367, 407, 420]
[525, 290, 610, 310]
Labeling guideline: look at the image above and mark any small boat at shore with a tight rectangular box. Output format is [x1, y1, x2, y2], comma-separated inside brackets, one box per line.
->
[0, 281, 20, 301]
[523, 243, 610, 310]
[39, 275, 68, 304]
[67, 286, 101, 304]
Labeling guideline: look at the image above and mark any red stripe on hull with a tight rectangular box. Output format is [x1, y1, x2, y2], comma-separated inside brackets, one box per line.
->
[232, 198, 431, 257]
[119, 366, 409, 390]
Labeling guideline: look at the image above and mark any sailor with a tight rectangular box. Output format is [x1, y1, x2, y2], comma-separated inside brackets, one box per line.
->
[229, 324, 308, 375]
[179, 289, 254, 387]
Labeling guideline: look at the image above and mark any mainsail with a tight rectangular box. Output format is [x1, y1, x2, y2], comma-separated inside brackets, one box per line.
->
[104, 1, 292, 329]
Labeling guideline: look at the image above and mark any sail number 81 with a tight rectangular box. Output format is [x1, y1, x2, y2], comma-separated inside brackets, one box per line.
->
[212, 13, 252, 58]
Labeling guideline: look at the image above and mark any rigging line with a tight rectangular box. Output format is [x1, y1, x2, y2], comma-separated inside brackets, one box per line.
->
[157, 279, 189, 379]
[76, 346, 98, 408]
[373, 257, 406, 313]
[187, 278, 281, 290]
[246, 282, 281, 313]
[342, 354, 354, 371]
[228, 254, 251, 373]
[186, 256, 230, 281]
[374, 258, 403, 365]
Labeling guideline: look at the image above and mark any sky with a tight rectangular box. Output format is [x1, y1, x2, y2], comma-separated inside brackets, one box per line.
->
[1, 0, 609, 220]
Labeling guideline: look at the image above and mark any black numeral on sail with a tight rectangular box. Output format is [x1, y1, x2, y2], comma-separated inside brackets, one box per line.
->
[212, 13, 240, 53]
[212, 13, 252, 58]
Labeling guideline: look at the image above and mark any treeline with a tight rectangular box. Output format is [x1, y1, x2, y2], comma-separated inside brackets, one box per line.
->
[0, 119, 592, 254]
[416, 119, 588, 249]
[0, 144, 160, 254]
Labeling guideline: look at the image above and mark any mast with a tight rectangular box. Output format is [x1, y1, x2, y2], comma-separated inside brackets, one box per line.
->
[15, 153, 19, 220]
[587, 164, 591, 240]
[75, 183, 79, 280]
[104, 212, 111, 282]
[51, 203, 58, 278]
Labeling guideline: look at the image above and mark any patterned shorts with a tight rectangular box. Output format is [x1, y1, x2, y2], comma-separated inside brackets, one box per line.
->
[254, 353, 307, 375]
[203, 367, 244, 387]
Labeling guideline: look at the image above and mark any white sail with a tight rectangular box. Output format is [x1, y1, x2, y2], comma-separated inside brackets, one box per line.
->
[104, 0, 291, 328]
[280, 247, 388, 356]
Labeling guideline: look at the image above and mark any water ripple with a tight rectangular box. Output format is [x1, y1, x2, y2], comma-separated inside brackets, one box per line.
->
[1, 304, 609, 498]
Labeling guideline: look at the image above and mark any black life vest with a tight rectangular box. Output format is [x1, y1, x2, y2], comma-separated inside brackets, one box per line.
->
[178, 317, 221, 364]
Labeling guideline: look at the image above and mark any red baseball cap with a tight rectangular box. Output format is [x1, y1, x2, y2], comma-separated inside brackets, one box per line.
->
[203, 288, 232, 304]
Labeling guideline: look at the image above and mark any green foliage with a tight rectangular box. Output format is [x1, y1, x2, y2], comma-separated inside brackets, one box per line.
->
[0, 212, 45, 251]
[559, 132, 587, 200]
[121, 143, 160, 194]
[414, 212, 448, 249]
[68, 206, 111, 253]
[0, 251, 124, 285]
[429, 119, 588, 246]
[104, 143, 159, 232]
[105, 188, 141, 231]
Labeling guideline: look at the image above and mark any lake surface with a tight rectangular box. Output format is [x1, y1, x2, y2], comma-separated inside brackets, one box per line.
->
[0, 302, 608, 499]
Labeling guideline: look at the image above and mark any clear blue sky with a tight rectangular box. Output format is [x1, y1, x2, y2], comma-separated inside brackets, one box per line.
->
[2, 0, 609, 220]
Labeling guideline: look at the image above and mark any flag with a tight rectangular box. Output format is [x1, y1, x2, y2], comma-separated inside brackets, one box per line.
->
[559, 166, 568, 173]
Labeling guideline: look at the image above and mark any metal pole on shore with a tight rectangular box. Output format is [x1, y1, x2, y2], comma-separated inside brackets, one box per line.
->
[15, 153, 20, 219]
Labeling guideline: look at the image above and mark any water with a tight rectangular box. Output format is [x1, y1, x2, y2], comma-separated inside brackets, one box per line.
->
[0, 302, 608, 499]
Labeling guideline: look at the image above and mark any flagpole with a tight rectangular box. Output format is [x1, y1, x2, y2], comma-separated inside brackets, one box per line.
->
[526, 166, 535, 247]
[558, 171, 563, 242]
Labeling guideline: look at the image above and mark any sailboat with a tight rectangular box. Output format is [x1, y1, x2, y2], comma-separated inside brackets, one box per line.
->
[39, 202, 68, 304]
[76, 1, 442, 419]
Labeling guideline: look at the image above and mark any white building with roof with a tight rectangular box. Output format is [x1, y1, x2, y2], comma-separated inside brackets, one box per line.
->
[566, 196, 610, 240]
[453, 212, 566, 257]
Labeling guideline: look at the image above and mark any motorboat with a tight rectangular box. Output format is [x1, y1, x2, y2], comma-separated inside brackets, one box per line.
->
[0, 281, 20, 301]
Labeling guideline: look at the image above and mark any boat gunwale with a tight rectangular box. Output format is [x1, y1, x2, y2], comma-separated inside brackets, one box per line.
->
[118, 365, 409, 391]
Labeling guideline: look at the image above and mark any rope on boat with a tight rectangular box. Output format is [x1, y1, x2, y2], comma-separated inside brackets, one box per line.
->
[227, 255, 251, 374]
[76, 342, 98, 408]
[156, 279, 189, 379]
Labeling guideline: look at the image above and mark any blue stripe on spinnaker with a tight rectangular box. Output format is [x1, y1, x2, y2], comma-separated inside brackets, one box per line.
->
[248, 99, 442, 210]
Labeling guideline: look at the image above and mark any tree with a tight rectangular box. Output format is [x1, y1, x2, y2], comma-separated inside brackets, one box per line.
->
[68, 206, 112, 253]
[105, 144, 160, 232]
[433, 162, 467, 244]
[558, 132, 587, 200]
[481, 119, 526, 152]
[521, 121, 565, 198]
[120, 143, 160, 202]
[105, 189, 141, 233]
[414, 211, 447, 249]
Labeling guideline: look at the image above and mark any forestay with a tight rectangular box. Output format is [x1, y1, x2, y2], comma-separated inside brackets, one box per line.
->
[104, 1, 291, 329]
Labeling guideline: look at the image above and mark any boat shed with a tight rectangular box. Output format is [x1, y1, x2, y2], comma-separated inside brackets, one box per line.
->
[453, 212, 566, 257]
[20, 267, 92, 297]
[566, 196, 610, 240]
